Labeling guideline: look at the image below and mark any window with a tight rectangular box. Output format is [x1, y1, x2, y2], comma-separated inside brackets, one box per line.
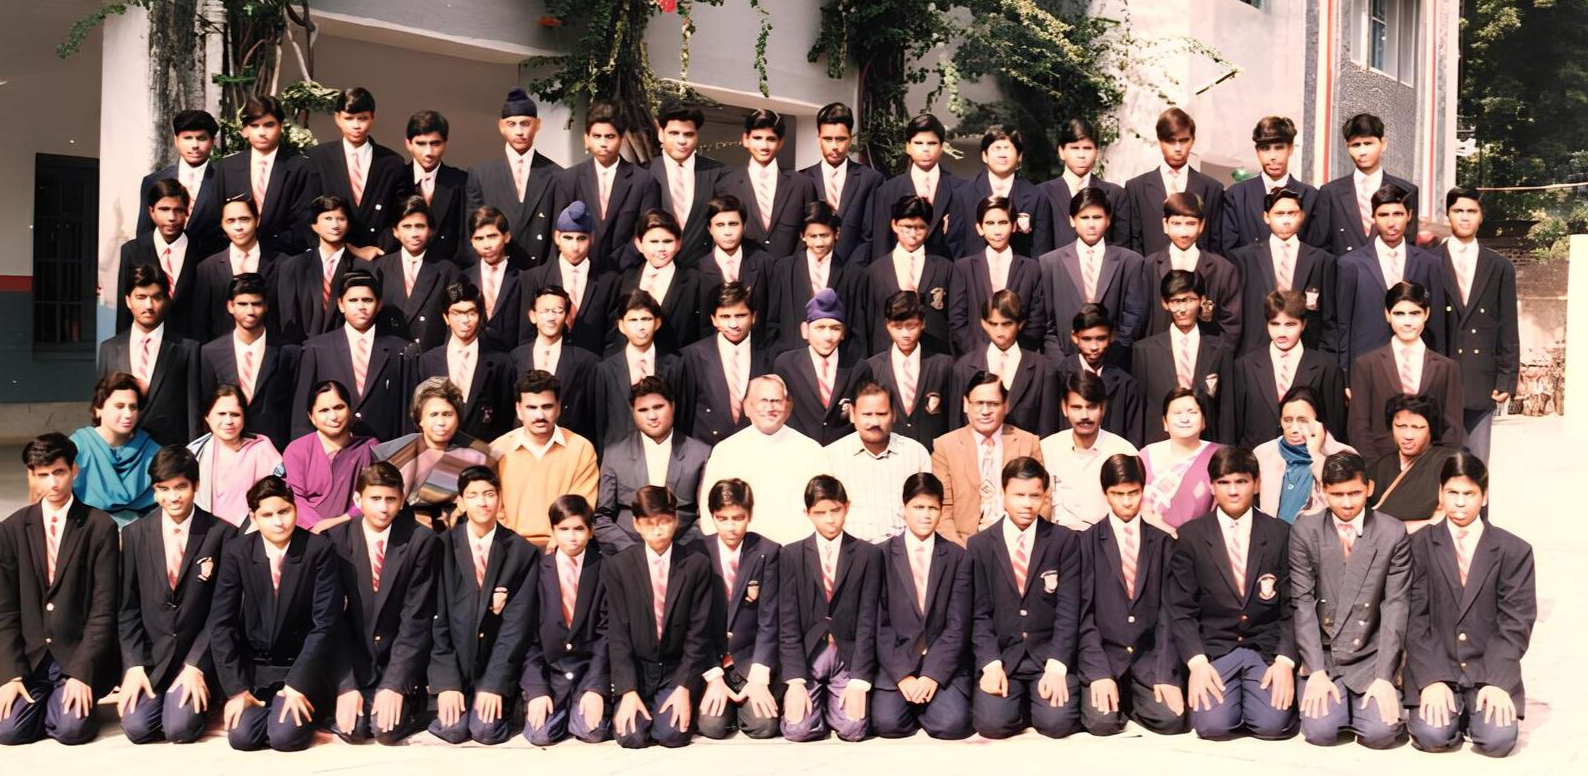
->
[32, 154, 98, 350]
[1363, 0, 1418, 83]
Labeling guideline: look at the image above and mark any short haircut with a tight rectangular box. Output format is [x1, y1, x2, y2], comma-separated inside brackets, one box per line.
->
[205, 383, 249, 419]
[410, 376, 465, 425]
[1160, 268, 1204, 301]
[901, 472, 944, 504]
[632, 485, 679, 519]
[629, 375, 674, 406]
[617, 288, 664, 319]
[634, 208, 682, 241]
[1264, 187, 1304, 212]
[148, 444, 199, 484]
[516, 369, 561, 401]
[1341, 112, 1386, 141]
[816, 102, 855, 130]
[1445, 185, 1482, 211]
[441, 281, 481, 316]
[1056, 117, 1099, 147]
[220, 195, 258, 219]
[801, 200, 842, 231]
[1252, 115, 1297, 145]
[980, 125, 1024, 155]
[239, 94, 285, 125]
[1263, 289, 1306, 321]
[743, 108, 786, 138]
[707, 478, 756, 514]
[1062, 370, 1108, 406]
[128, 263, 170, 296]
[339, 268, 381, 298]
[980, 288, 1024, 322]
[245, 475, 293, 511]
[91, 372, 143, 421]
[1279, 385, 1328, 425]
[1072, 303, 1113, 333]
[1160, 385, 1203, 418]
[853, 381, 892, 409]
[803, 474, 849, 508]
[469, 205, 509, 235]
[355, 461, 405, 494]
[1440, 451, 1489, 491]
[22, 432, 76, 471]
[708, 281, 755, 314]
[309, 380, 352, 410]
[884, 290, 925, 323]
[1385, 392, 1446, 440]
[1070, 187, 1114, 218]
[227, 272, 269, 301]
[146, 177, 189, 208]
[657, 102, 705, 130]
[1155, 107, 1196, 140]
[1320, 451, 1369, 486]
[311, 194, 351, 219]
[549, 494, 594, 527]
[904, 113, 946, 142]
[977, 195, 1012, 222]
[336, 87, 376, 114]
[532, 284, 572, 312]
[1383, 280, 1431, 312]
[171, 109, 219, 137]
[1162, 191, 1204, 220]
[1207, 446, 1261, 480]
[1098, 453, 1145, 489]
[584, 102, 626, 134]
[1000, 456, 1049, 489]
[457, 465, 500, 494]
[394, 194, 432, 226]
[891, 195, 932, 222]
[405, 109, 450, 140]
[961, 370, 1008, 402]
[1370, 183, 1412, 213]
[706, 195, 748, 222]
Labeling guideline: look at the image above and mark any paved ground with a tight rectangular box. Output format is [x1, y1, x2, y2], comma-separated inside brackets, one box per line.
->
[2, 413, 1585, 772]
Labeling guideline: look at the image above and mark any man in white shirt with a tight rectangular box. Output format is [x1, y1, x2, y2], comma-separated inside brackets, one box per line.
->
[698, 375, 823, 545]
[824, 384, 931, 542]
[1042, 370, 1138, 530]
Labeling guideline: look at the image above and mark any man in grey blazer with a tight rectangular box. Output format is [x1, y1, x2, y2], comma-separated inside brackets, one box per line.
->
[1290, 452, 1410, 749]
[593, 376, 711, 555]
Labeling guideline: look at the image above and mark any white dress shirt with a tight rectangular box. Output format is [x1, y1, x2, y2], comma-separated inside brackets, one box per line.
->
[698, 424, 824, 545]
[909, 164, 940, 201]
[559, 256, 589, 308]
[986, 342, 1022, 390]
[642, 431, 673, 487]
[638, 261, 677, 303]
[362, 520, 392, 584]
[1168, 243, 1200, 272]
[822, 159, 848, 207]
[717, 334, 752, 399]
[229, 243, 260, 276]
[824, 432, 932, 542]
[1159, 162, 1190, 195]
[534, 336, 563, 375]
[892, 245, 925, 291]
[713, 246, 744, 284]
[663, 153, 697, 223]
[1374, 236, 1406, 287]
[448, 337, 480, 397]
[986, 246, 1014, 292]
[1040, 429, 1139, 529]
[132, 322, 166, 378]
[985, 516, 1064, 676]
[1062, 170, 1091, 195]
[151, 232, 190, 288]
[1391, 336, 1426, 393]
[806, 250, 832, 292]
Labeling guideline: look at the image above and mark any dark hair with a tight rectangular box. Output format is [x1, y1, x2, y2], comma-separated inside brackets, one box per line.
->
[1263, 289, 1306, 321]
[616, 288, 664, 320]
[584, 102, 626, 135]
[629, 375, 674, 406]
[632, 485, 679, 519]
[220, 195, 259, 219]
[803, 474, 849, 508]
[1279, 385, 1327, 425]
[308, 380, 352, 412]
[1320, 451, 1369, 487]
[707, 478, 755, 514]
[743, 108, 786, 138]
[409, 376, 465, 425]
[516, 369, 561, 401]
[634, 208, 682, 241]
[549, 494, 594, 527]
[148, 444, 199, 485]
[904, 113, 946, 142]
[901, 472, 944, 504]
[1099, 453, 1145, 489]
[146, 177, 190, 209]
[657, 102, 706, 130]
[1070, 187, 1114, 218]
[227, 272, 269, 301]
[394, 194, 433, 227]
[890, 195, 932, 223]
[405, 109, 450, 140]
[91, 373, 143, 422]
[468, 205, 509, 235]
[1061, 370, 1108, 406]
[1207, 446, 1261, 480]
[1056, 117, 1099, 147]
[127, 263, 170, 296]
[706, 195, 748, 222]
[336, 86, 376, 115]
[802, 200, 842, 231]
[531, 284, 573, 314]
[311, 194, 351, 220]
[171, 109, 219, 137]
[853, 381, 892, 410]
[457, 465, 500, 495]
[1383, 280, 1431, 312]
[443, 280, 484, 314]
[1162, 191, 1205, 220]
[245, 475, 293, 511]
[1264, 186, 1304, 213]
[1072, 303, 1113, 334]
[977, 195, 1013, 223]
[355, 461, 405, 494]
[1445, 186, 1482, 212]
[980, 288, 1024, 322]
[1252, 116, 1297, 146]
[709, 281, 755, 314]
[1160, 386, 1204, 418]
[884, 290, 925, 323]
[22, 432, 76, 471]
[1160, 268, 1204, 301]
[1370, 183, 1412, 214]
[1155, 107, 1196, 141]
[1000, 456, 1049, 489]
[205, 383, 249, 419]
[1439, 451, 1489, 491]
[961, 370, 1009, 402]
[816, 102, 855, 131]
[1385, 392, 1446, 440]
[239, 95, 285, 125]
[1341, 112, 1386, 141]
[339, 268, 381, 299]
[980, 125, 1024, 155]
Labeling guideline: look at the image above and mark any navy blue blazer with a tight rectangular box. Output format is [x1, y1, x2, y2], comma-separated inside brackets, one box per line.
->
[114, 233, 201, 340]
[1218, 175, 1327, 253]
[1319, 173, 1420, 257]
[463, 262, 525, 349]
[717, 164, 819, 259]
[1038, 242, 1150, 357]
[1166, 510, 1297, 665]
[1036, 174, 1130, 249]
[137, 163, 226, 258]
[418, 342, 516, 441]
[800, 159, 884, 265]
[1123, 167, 1225, 257]
[1438, 243, 1520, 411]
[952, 347, 1061, 437]
[522, 549, 610, 705]
[1054, 356, 1147, 448]
[326, 514, 439, 694]
[871, 168, 962, 262]
[199, 334, 301, 451]
[1077, 518, 1176, 686]
[675, 334, 776, 446]
[1141, 249, 1244, 351]
[272, 249, 371, 344]
[773, 347, 874, 445]
[945, 171, 1055, 260]
[369, 252, 461, 353]
[865, 348, 956, 449]
[207, 530, 343, 700]
[778, 533, 882, 684]
[866, 251, 954, 356]
[558, 158, 660, 275]
[967, 518, 1081, 677]
[428, 523, 540, 696]
[214, 148, 319, 256]
[875, 535, 972, 690]
[703, 534, 781, 679]
[304, 139, 410, 249]
[119, 508, 238, 690]
[1228, 239, 1339, 357]
[603, 544, 714, 697]
[1335, 239, 1446, 377]
[293, 327, 412, 441]
[949, 251, 1045, 354]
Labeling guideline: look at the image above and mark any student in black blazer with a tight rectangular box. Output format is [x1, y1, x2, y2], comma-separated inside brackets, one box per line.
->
[774, 289, 873, 446]
[1054, 306, 1149, 447]
[1335, 184, 1447, 378]
[117, 447, 238, 744]
[697, 197, 774, 322]
[371, 195, 460, 353]
[1037, 117, 1131, 250]
[593, 291, 683, 450]
[118, 178, 201, 339]
[954, 289, 1060, 437]
[522, 497, 612, 745]
[867, 291, 955, 449]
[1039, 187, 1150, 360]
[614, 210, 705, 356]
[305, 89, 409, 259]
[1405, 453, 1534, 758]
[867, 195, 953, 356]
[137, 109, 226, 258]
[647, 102, 730, 268]
[871, 114, 961, 262]
[594, 378, 712, 553]
[561, 105, 660, 275]
[1167, 447, 1298, 741]
[462, 208, 525, 349]
[209, 476, 343, 752]
[404, 110, 469, 264]
[98, 264, 201, 447]
[293, 270, 412, 442]
[325, 463, 438, 745]
[1229, 188, 1339, 357]
[0, 435, 121, 746]
[214, 96, 319, 256]
[274, 195, 370, 344]
[1142, 193, 1243, 350]
[426, 467, 541, 746]
[1346, 281, 1465, 461]
[199, 274, 301, 450]
[519, 201, 619, 355]
[779, 476, 883, 742]
[967, 457, 1081, 739]
[1123, 108, 1226, 256]
[677, 282, 774, 446]
[1438, 188, 1519, 463]
[1319, 113, 1420, 258]
[801, 102, 885, 265]
[1131, 271, 1236, 445]
[189, 199, 288, 344]
[764, 202, 872, 360]
[464, 88, 566, 269]
[1230, 290, 1348, 449]
[950, 196, 1046, 353]
[605, 486, 714, 748]
[946, 127, 1053, 260]
[695, 479, 782, 739]
[872, 474, 973, 740]
[1219, 117, 1328, 252]
[512, 285, 601, 443]
[718, 109, 818, 259]
[1078, 455, 1186, 736]
[418, 281, 516, 442]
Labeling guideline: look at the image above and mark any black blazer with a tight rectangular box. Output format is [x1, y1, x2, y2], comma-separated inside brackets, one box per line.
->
[866, 252, 954, 356]
[948, 251, 1046, 354]
[612, 264, 705, 356]
[1167, 510, 1297, 665]
[773, 347, 874, 445]
[717, 164, 819, 259]
[1141, 249, 1244, 350]
[676, 334, 775, 446]
[187, 248, 288, 344]
[875, 535, 972, 690]
[646, 153, 729, 268]
[214, 148, 319, 255]
[591, 349, 682, 450]
[778, 533, 882, 684]
[1218, 175, 1327, 253]
[1077, 518, 1176, 686]
[305, 139, 410, 249]
[945, 171, 1054, 260]
[293, 327, 413, 441]
[1130, 328, 1236, 445]
[1230, 345, 1347, 449]
[97, 330, 201, 447]
[703, 534, 781, 678]
[199, 334, 302, 451]
[1319, 173, 1420, 257]
[1405, 522, 1535, 710]
[411, 162, 469, 264]
[510, 340, 601, 443]
[871, 169, 962, 262]
[1335, 240, 1448, 377]
[370, 252, 461, 352]
[428, 523, 540, 696]
[1036, 174, 1130, 249]
[1346, 344, 1465, 461]
[522, 550, 609, 704]
[800, 159, 884, 265]
[603, 544, 714, 697]
[137, 163, 226, 258]
[1228, 240, 1339, 356]
[1438, 243, 1520, 412]
[1054, 357, 1147, 448]
[865, 348, 956, 449]
[1123, 167, 1226, 256]
[418, 342, 516, 441]
[273, 248, 371, 344]
[952, 347, 1060, 437]
[0, 501, 121, 696]
[518, 261, 620, 355]
[115, 233, 202, 339]
[463, 262, 525, 348]
[967, 518, 1080, 676]
[1038, 242, 1151, 356]
[207, 530, 343, 700]
[762, 251, 871, 361]
[558, 158, 660, 275]
[696, 247, 773, 326]
[118, 508, 237, 690]
[326, 514, 439, 693]
[465, 151, 567, 269]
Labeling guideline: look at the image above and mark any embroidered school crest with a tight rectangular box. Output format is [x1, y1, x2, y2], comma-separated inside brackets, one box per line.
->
[1016, 213, 1032, 233]
[745, 581, 760, 602]
[1305, 287, 1321, 311]
[197, 557, 214, 582]
[491, 587, 509, 615]
[1203, 373, 1219, 396]
[481, 406, 494, 425]
[925, 392, 942, 415]
[928, 287, 947, 311]
[1041, 570, 1059, 594]
[839, 398, 854, 422]
[1257, 573, 1278, 601]
[1199, 298, 1215, 322]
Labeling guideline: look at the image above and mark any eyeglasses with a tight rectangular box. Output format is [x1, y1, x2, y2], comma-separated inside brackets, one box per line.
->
[967, 401, 1003, 412]
[752, 398, 787, 409]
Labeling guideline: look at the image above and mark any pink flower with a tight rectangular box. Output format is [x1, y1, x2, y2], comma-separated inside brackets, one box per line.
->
[656, 0, 678, 12]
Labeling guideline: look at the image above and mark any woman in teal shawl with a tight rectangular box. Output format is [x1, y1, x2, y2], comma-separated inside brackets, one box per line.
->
[70, 372, 160, 527]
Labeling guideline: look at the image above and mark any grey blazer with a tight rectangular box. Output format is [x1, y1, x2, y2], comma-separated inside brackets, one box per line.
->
[593, 431, 712, 554]
[1289, 509, 1410, 693]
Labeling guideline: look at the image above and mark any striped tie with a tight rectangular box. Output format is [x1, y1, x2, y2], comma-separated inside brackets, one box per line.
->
[911, 543, 929, 613]
[900, 356, 918, 415]
[473, 543, 488, 588]
[1399, 349, 1417, 394]
[253, 159, 268, 212]
[322, 258, 336, 310]
[753, 166, 775, 232]
[1275, 350, 1294, 403]
[1082, 245, 1100, 302]
[598, 168, 612, 220]
[135, 335, 154, 396]
[1337, 522, 1356, 560]
[371, 539, 385, 593]
[161, 247, 176, 294]
[1454, 245, 1473, 306]
[670, 166, 689, 225]
[651, 555, 668, 640]
[167, 525, 184, 591]
[515, 156, 528, 202]
[726, 348, 744, 423]
[240, 349, 256, 402]
[1120, 522, 1138, 599]
[1012, 531, 1030, 596]
[1276, 241, 1295, 292]
[403, 259, 418, 297]
[348, 149, 365, 206]
[560, 555, 579, 627]
[270, 551, 283, 593]
[1226, 522, 1246, 597]
[1175, 335, 1194, 390]
[353, 335, 370, 396]
[46, 514, 61, 585]
[826, 169, 840, 209]
[482, 264, 499, 320]
[821, 545, 836, 602]
[724, 554, 738, 605]
[817, 355, 834, 408]
[1455, 529, 1472, 586]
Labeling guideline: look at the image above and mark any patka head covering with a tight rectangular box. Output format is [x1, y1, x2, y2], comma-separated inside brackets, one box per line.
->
[556, 201, 595, 234]
[502, 87, 538, 119]
[805, 288, 846, 325]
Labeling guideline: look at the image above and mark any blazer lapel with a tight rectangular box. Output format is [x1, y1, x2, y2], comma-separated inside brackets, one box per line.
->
[1336, 516, 1379, 625]
[373, 521, 413, 623]
[349, 525, 378, 626]
[145, 338, 179, 403]
[989, 523, 1022, 597]
[45, 504, 90, 597]
[831, 535, 858, 600]
[924, 539, 950, 614]
[1008, 353, 1037, 410]
[1242, 521, 1269, 605]
[1097, 525, 1129, 600]
[570, 553, 599, 633]
[1203, 522, 1243, 601]
[838, 161, 862, 214]
[171, 510, 215, 592]
[1457, 532, 1500, 620]
[661, 549, 688, 635]
[1427, 526, 1465, 603]
[1060, 247, 1085, 303]
[271, 534, 308, 639]
[474, 530, 509, 629]
[262, 155, 290, 220]
[363, 340, 393, 402]
[463, 352, 488, 410]
[888, 539, 919, 615]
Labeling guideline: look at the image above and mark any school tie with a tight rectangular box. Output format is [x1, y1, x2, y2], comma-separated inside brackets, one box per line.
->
[988, 251, 1009, 293]
[1175, 333, 1194, 390]
[1336, 520, 1356, 560]
[915, 169, 935, 204]
[726, 347, 744, 423]
[1452, 243, 1474, 306]
[135, 333, 154, 396]
[253, 158, 268, 212]
[670, 165, 690, 225]
[911, 543, 930, 614]
[817, 354, 834, 409]
[905, 252, 920, 292]
[1276, 240, 1296, 292]
[1399, 347, 1417, 394]
[826, 167, 841, 210]
[1356, 181, 1373, 237]
[560, 554, 579, 627]
[322, 256, 337, 310]
[371, 539, 385, 593]
[753, 165, 776, 233]
[473, 543, 488, 588]
[809, 258, 827, 296]
[450, 347, 473, 398]
[240, 349, 256, 402]
[537, 345, 554, 373]
[820, 544, 837, 602]
[1455, 529, 1472, 587]
[598, 166, 613, 220]
[1225, 520, 1246, 597]
[161, 247, 176, 293]
[633, 351, 652, 384]
[900, 355, 918, 415]
[167, 524, 184, 591]
[724, 554, 739, 604]
[353, 335, 370, 396]
[567, 264, 585, 322]
[1081, 244, 1101, 302]
[1012, 531, 1030, 596]
[1383, 246, 1404, 287]
[403, 257, 419, 297]
[348, 148, 365, 206]
[978, 437, 999, 525]
[651, 555, 669, 640]
[419, 170, 435, 205]
[994, 348, 1012, 390]
[1167, 167, 1184, 194]
[719, 253, 741, 284]
[1120, 521, 1138, 599]
[640, 266, 661, 297]
[270, 551, 284, 593]
[45, 513, 62, 585]
[1274, 348, 1294, 404]
[515, 156, 528, 202]
[179, 165, 198, 204]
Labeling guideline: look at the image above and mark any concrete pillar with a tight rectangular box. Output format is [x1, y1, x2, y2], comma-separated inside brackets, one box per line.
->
[95, 7, 158, 338]
[1566, 235, 1588, 435]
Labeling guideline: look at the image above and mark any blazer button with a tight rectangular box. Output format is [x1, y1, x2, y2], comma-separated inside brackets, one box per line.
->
[1480, 307, 1486, 314]
[1351, 638, 1361, 646]
[1126, 646, 1134, 654]
[1458, 633, 1467, 642]
[1459, 661, 1467, 670]
[44, 637, 51, 645]
[1020, 631, 1028, 640]
[565, 643, 573, 651]
[921, 647, 928, 656]
[479, 632, 486, 639]
[1471, 328, 1478, 334]
[1362, 603, 1370, 609]
[1323, 618, 1332, 627]
[1458, 349, 1464, 354]
[419, 316, 427, 322]
[374, 635, 382, 642]
[1018, 609, 1028, 617]
[1239, 615, 1248, 622]
[45, 602, 54, 612]
[705, 408, 712, 413]
[1126, 615, 1135, 624]
[565, 671, 575, 680]
[725, 631, 733, 640]
[1235, 636, 1243, 643]
[1474, 349, 1481, 355]
[1357, 620, 1366, 626]
[1320, 599, 1327, 605]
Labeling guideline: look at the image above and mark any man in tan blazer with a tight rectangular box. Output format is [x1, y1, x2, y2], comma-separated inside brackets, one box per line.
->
[930, 370, 1049, 545]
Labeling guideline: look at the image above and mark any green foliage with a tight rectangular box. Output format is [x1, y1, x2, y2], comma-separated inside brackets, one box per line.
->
[1525, 197, 1588, 263]
[215, 80, 332, 154]
[56, 0, 163, 58]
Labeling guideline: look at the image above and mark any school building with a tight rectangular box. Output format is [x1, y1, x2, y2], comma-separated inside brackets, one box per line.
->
[0, 0, 1458, 428]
